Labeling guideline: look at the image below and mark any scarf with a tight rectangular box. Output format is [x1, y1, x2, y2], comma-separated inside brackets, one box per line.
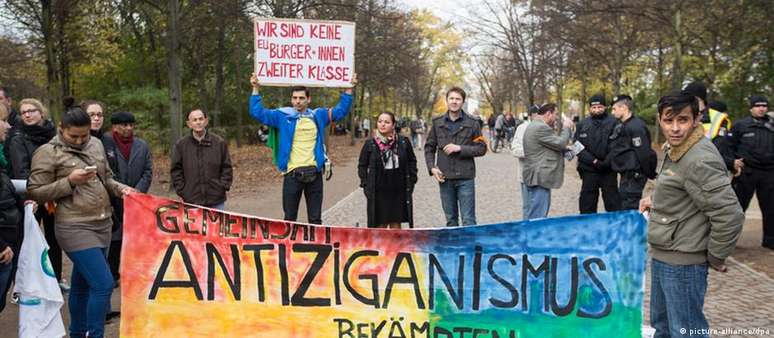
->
[21, 120, 56, 146]
[113, 130, 134, 159]
[0, 144, 7, 169]
[90, 128, 103, 138]
[373, 129, 396, 152]
[373, 129, 398, 168]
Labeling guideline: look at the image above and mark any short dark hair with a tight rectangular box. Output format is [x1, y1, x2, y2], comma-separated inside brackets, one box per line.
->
[0, 86, 10, 98]
[187, 109, 207, 120]
[290, 86, 310, 98]
[378, 111, 396, 124]
[657, 92, 699, 119]
[446, 87, 466, 102]
[61, 107, 91, 128]
[538, 103, 556, 115]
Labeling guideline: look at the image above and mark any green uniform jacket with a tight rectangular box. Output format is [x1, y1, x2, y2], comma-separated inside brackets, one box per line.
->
[648, 126, 744, 265]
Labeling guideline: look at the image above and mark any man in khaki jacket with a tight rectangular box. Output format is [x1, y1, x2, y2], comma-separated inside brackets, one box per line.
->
[640, 92, 744, 338]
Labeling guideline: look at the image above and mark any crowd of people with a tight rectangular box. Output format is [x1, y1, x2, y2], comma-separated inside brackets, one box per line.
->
[0, 75, 769, 338]
[510, 83, 770, 338]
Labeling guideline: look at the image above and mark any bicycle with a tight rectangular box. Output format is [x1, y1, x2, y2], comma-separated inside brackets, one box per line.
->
[490, 128, 508, 153]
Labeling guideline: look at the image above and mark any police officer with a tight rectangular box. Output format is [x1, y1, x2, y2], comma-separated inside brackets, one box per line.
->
[574, 94, 621, 213]
[728, 95, 774, 250]
[607, 94, 657, 210]
[682, 82, 735, 172]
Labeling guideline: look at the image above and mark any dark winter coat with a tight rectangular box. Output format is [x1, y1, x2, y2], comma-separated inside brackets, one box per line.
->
[101, 132, 153, 240]
[170, 130, 233, 206]
[0, 171, 21, 254]
[8, 120, 56, 180]
[574, 112, 617, 173]
[358, 136, 418, 228]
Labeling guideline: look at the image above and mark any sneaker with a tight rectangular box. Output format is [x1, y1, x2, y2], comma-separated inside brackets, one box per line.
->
[59, 279, 71, 293]
[10, 292, 19, 305]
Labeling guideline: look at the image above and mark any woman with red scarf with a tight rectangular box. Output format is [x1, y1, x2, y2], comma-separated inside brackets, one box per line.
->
[357, 112, 418, 229]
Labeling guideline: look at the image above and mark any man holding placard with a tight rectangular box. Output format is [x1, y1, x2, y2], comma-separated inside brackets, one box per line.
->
[249, 75, 355, 224]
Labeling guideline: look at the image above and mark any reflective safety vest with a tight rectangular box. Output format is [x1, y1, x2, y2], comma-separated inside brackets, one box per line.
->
[703, 108, 731, 139]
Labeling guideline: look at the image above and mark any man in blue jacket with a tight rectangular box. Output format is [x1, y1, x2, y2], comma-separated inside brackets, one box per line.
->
[249, 74, 355, 224]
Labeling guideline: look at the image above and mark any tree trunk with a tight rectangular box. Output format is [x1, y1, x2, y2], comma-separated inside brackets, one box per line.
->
[167, 0, 183, 180]
[213, 24, 226, 128]
[42, 0, 59, 121]
[670, 5, 684, 91]
[233, 32, 244, 148]
[580, 69, 587, 118]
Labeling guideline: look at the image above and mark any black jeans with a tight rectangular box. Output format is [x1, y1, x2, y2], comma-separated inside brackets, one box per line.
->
[619, 171, 647, 210]
[579, 171, 621, 213]
[108, 239, 122, 281]
[733, 166, 774, 246]
[39, 209, 62, 282]
[282, 170, 323, 224]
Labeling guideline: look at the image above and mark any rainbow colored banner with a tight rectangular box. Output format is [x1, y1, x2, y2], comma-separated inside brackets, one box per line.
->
[120, 193, 646, 337]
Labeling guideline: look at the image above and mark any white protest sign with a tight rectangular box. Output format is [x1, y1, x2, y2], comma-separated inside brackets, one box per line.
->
[253, 17, 356, 87]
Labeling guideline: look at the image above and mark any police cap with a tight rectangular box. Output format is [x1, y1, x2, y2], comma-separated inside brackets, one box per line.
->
[588, 94, 606, 106]
[750, 95, 769, 107]
[611, 94, 633, 105]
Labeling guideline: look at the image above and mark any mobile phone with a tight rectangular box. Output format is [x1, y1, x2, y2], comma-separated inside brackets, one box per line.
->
[84, 165, 97, 172]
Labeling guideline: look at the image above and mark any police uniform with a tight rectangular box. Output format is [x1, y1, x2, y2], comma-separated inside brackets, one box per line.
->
[683, 83, 735, 171]
[727, 96, 774, 248]
[575, 95, 621, 213]
[607, 95, 658, 210]
[706, 101, 735, 171]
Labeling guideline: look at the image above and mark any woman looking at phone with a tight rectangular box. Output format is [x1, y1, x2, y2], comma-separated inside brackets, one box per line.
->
[27, 107, 134, 338]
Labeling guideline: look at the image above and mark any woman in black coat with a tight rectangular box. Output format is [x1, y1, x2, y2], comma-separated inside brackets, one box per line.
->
[358, 112, 418, 229]
[0, 117, 20, 313]
[9, 98, 61, 286]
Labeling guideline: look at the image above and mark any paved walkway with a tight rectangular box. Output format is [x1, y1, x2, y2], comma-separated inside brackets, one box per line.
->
[324, 149, 774, 338]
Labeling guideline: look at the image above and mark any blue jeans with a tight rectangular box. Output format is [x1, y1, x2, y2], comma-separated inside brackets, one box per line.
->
[67, 247, 114, 338]
[520, 182, 531, 220]
[439, 179, 476, 227]
[650, 259, 709, 338]
[0, 260, 12, 313]
[525, 185, 551, 220]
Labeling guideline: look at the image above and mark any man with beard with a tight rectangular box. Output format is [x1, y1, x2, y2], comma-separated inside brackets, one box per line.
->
[574, 94, 621, 213]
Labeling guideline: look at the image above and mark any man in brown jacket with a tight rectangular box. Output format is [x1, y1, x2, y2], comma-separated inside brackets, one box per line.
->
[171, 109, 233, 209]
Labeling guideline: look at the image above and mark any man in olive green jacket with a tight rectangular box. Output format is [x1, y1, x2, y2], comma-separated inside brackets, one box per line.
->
[640, 93, 744, 338]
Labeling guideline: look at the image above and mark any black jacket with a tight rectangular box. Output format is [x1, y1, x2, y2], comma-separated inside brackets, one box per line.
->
[358, 136, 418, 228]
[8, 120, 56, 180]
[727, 116, 774, 170]
[0, 171, 21, 253]
[424, 112, 487, 180]
[607, 116, 657, 179]
[102, 132, 153, 240]
[575, 112, 617, 173]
